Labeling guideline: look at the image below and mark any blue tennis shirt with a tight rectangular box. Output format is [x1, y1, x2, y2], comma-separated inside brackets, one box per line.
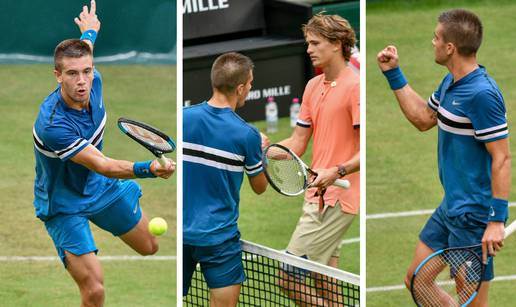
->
[427, 66, 508, 220]
[33, 70, 122, 221]
[183, 102, 263, 246]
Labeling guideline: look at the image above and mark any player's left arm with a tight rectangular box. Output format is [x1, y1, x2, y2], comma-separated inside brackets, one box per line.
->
[482, 138, 511, 262]
[74, 0, 100, 51]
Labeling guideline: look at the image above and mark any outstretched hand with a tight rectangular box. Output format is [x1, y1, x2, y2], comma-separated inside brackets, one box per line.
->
[74, 0, 101, 33]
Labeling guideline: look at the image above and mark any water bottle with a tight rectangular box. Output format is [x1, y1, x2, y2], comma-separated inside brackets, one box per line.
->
[265, 96, 278, 133]
[290, 97, 300, 128]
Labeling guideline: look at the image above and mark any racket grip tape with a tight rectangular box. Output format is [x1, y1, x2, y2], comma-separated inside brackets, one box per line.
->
[157, 155, 167, 167]
[334, 179, 351, 189]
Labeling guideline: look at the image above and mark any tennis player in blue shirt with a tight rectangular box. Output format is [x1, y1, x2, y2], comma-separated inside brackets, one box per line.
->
[378, 9, 510, 306]
[183, 52, 268, 306]
[32, 1, 174, 306]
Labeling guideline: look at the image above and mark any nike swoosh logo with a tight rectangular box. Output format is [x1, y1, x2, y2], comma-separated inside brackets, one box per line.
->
[452, 101, 461, 106]
[133, 203, 138, 214]
[490, 207, 495, 217]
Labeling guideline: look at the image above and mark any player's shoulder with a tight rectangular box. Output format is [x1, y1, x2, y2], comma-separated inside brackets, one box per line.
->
[93, 68, 102, 81]
[440, 72, 454, 85]
[183, 101, 206, 119]
[229, 111, 259, 134]
[306, 73, 325, 88]
[475, 72, 501, 93]
[36, 92, 73, 132]
[36, 89, 62, 123]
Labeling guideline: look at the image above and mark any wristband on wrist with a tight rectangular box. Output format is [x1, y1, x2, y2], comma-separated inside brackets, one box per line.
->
[382, 66, 408, 90]
[488, 198, 508, 222]
[80, 29, 97, 45]
[133, 160, 156, 178]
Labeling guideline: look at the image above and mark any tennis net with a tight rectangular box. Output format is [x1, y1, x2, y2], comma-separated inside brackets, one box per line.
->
[184, 240, 360, 306]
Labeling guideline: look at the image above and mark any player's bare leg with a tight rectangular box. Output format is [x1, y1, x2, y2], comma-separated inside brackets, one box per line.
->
[210, 284, 240, 307]
[65, 251, 104, 307]
[468, 282, 489, 307]
[317, 256, 344, 306]
[119, 212, 159, 255]
[278, 270, 324, 306]
[405, 240, 454, 306]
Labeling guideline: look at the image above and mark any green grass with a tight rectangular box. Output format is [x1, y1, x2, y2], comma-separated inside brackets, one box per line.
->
[367, 1, 516, 306]
[0, 64, 176, 306]
[238, 118, 360, 276]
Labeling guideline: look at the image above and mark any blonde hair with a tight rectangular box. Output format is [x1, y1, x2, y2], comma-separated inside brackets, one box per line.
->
[303, 13, 356, 62]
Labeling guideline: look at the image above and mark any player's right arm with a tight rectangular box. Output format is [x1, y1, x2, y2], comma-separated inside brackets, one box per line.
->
[71, 144, 175, 179]
[377, 45, 437, 131]
[278, 125, 313, 157]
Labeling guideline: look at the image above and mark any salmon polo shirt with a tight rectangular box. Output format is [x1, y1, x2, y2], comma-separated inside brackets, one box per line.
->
[296, 66, 360, 214]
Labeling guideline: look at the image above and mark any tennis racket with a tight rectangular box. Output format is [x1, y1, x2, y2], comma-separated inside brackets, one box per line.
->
[117, 117, 176, 167]
[262, 143, 350, 197]
[410, 219, 516, 307]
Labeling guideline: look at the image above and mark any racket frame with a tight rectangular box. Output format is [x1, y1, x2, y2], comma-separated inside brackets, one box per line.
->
[117, 117, 176, 166]
[262, 144, 310, 196]
[410, 219, 516, 307]
[262, 144, 350, 196]
[410, 246, 483, 307]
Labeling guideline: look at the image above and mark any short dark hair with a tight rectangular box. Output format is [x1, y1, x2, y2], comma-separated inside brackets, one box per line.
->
[211, 52, 254, 95]
[438, 9, 483, 56]
[303, 13, 356, 61]
[54, 39, 92, 71]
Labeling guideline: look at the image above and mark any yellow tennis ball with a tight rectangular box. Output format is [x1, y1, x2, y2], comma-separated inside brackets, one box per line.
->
[148, 217, 168, 236]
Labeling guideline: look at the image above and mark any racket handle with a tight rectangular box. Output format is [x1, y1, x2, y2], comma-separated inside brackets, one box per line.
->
[333, 179, 350, 189]
[157, 155, 167, 167]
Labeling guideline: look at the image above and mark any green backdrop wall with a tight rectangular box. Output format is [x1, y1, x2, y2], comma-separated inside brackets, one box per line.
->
[0, 0, 176, 63]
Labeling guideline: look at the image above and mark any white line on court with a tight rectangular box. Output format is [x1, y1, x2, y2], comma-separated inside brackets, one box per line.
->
[0, 255, 176, 262]
[368, 202, 516, 292]
[366, 202, 516, 220]
[367, 274, 516, 292]
[1, 238, 359, 262]
[341, 237, 360, 245]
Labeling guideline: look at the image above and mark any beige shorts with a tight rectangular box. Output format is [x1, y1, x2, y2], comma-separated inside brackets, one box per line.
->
[286, 201, 355, 265]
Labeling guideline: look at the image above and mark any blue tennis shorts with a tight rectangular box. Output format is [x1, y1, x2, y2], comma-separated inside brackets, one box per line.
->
[44, 180, 142, 266]
[183, 236, 245, 296]
[420, 205, 494, 280]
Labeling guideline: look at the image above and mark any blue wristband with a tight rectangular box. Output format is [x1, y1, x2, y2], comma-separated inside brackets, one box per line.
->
[80, 29, 97, 45]
[382, 66, 408, 90]
[133, 161, 156, 178]
[488, 198, 509, 222]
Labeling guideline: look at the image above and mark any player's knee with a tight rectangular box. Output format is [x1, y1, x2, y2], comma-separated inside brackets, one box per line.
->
[404, 272, 412, 289]
[277, 272, 292, 292]
[83, 281, 104, 305]
[138, 238, 159, 256]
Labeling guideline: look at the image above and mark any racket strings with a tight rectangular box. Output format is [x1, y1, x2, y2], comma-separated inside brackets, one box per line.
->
[264, 147, 307, 195]
[121, 123, 173, 152]
[412, 250, 481, 307]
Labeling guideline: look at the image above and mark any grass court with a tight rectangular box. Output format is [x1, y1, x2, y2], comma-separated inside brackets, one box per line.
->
[367, 1, 516, 305]
[0, 64, 176, 306]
